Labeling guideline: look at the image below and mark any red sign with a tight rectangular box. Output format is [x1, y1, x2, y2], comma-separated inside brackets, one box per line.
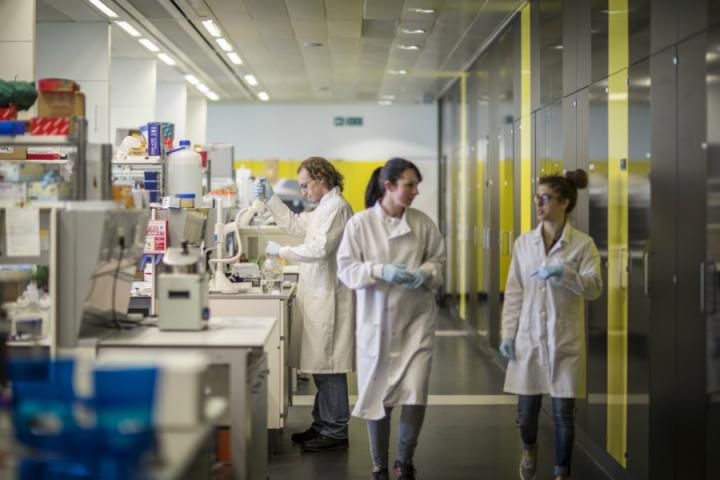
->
[144, 219, 168, 254]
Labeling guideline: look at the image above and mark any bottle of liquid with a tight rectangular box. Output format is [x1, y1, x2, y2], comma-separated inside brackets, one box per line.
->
[261, 256, 283, 294]
[167, 140, 203, 201]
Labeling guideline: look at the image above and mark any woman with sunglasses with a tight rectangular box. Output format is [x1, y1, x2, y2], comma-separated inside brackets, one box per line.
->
[499, 169, 602, 480]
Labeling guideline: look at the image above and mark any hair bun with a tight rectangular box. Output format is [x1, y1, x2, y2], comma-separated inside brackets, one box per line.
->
[565, 169, 588, 189]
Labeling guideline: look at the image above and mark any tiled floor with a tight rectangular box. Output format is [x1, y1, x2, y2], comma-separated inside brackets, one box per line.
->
[268, 309, 612, 479]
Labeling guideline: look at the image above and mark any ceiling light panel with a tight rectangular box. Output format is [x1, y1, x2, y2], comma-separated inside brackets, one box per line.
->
[401, 28, 426, 34]
[197, 84, 210, 93]
[157, 53, 176, 65]
[206, 92, 220, 101]
[227, 52, 243, 65]
[202, 19, 222, 37]
[244, 74, 258, 86]
[139, 38, 160, 52]
[216, 38, 233, 52]
[115, 21, 141, 37]
[258, 92, 270, 101]
[88, 0, 118, 19]
[185, 74, 200, 85]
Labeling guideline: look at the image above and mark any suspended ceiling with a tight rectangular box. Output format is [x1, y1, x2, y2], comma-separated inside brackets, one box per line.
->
[36, 0, 524, 103]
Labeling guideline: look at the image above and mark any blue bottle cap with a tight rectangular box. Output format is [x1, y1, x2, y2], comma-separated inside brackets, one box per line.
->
[179, 140, 191, 147]
[175, 193, 196, 198]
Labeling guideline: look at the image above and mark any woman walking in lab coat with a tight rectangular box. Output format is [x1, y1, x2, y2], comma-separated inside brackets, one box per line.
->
[337, 158, 445, 480]
[253, 157, 354, 452]
[499, 169, 602, 480]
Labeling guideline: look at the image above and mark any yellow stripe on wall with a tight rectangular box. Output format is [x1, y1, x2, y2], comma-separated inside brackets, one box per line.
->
[459, 74, 468, 319]
[233, 159, 385, 213]
[520, 3, 532, 234]
[606, 0, 629, 467]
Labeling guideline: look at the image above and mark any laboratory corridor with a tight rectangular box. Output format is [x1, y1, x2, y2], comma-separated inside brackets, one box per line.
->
[268, 307, 610, 480]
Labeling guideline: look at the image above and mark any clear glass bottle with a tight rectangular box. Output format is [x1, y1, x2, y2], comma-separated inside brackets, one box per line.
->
[261, 256, 283, 294]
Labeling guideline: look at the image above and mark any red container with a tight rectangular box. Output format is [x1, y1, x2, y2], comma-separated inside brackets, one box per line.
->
[199, 150, 208, 168]
[0, 104, 17, 120]
[29, 117, 71, 136]
[37, 78, 79, 93]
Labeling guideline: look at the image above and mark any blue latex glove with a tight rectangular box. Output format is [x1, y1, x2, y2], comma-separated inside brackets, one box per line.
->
[530, 265, 563, 280]
[382, 264, 414, 285]
[265, 241, 281, 257]
[499, 339, 515, 360]
[407, 269, 429, 289]
[253, 179, 274, 202]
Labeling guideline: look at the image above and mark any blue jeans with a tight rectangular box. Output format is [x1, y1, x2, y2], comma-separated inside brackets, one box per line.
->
[310, 373, 349, 439]
[367, 405, 426, 471]
[517, 395, 575, 477]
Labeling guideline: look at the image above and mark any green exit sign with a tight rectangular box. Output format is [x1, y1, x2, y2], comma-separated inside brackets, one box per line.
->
[334, 116, 363, 127]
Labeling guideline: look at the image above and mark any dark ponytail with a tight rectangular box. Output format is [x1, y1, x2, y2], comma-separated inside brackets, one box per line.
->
[364, 158, 423, 209]
[538, 168, 589, 214]
[365, 167, 384, 208]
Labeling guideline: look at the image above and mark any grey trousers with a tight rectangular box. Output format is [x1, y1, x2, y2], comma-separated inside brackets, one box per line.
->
[367, 405, 426, 470]
[310, 373, 349, 439]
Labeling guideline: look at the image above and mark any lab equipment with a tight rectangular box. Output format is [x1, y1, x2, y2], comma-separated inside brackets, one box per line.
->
[5, 282, 51, 341]
[167, 140, 202, 201]
[254, 178, 274, 202]
[208, 198, 266, 294]
[261, 257, 283, 294]
[158, 242, 209, 331]
[56, 202, 149, 349]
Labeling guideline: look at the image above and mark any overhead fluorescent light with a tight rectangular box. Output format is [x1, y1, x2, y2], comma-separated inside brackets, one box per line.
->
[115, 21, 141, 37]
[244, 74, 258, 86]
[398, 44, 420, 50]
[378, 100, 393, 106]
[401, 28, 426, 34]
[185, 74, 200, 85]
[88, 0, 118, 18]
[139, 38, 160, 53]
[197, 84, 210, 93]
[216, 38, 233, 52]
[206, 92, 220, 101]
[408, 8, 435, 14]
[227, 52, 243, 65]
[258, 91, 270, 101]
[157, 53, 176, 66]
[389, 69, 408, 75]
[202, 19, 222, 38]
[380, 95, 396, 100]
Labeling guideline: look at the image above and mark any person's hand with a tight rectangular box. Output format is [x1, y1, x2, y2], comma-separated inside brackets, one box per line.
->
[499, 339, 515, 360]
[382, 264, 414, 285]
[265, 241, 281, 257]
[530, 265, 563, 280]
[253, 179, 274, 202]
[406, 269, 429, 289]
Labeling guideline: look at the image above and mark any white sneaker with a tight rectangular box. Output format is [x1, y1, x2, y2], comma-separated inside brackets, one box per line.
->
[518, 446, 537, 480]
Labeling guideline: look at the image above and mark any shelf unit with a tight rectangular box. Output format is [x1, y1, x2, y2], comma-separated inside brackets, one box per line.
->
[0, 117, 89, 201]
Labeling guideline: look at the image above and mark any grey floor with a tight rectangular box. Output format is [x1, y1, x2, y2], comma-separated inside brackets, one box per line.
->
[268, 308, 611, 479]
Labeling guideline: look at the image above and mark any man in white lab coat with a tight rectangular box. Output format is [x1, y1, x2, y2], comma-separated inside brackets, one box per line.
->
[254, 157, 354, 452]
[337, 158, 445, 480]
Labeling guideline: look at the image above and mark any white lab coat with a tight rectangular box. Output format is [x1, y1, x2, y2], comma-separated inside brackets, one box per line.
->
[337, 203, 445, 420]
[502, 222, 602, 398]
[266, 187, 354, 373]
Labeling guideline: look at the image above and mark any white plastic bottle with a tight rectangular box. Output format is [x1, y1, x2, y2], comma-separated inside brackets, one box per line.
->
[167, 140, 203, 201]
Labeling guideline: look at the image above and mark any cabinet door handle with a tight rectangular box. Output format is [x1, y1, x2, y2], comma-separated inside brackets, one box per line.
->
[643, 251, 650, 296]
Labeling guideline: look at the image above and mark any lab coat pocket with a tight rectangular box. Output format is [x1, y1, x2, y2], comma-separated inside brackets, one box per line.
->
[304, 289, 335, 334]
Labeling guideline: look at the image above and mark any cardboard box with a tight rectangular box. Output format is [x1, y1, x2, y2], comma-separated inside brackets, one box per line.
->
[37, 91, 84, 118]
[0, 146, 27, 160]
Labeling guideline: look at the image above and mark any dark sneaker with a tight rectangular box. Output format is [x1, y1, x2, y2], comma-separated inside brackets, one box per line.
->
[519, 445, 538, 480]
[301, 434, 349, 452]
[290, 427, 319, 444]
[371, 469, 390, 480]
[393, 460, 417, 480]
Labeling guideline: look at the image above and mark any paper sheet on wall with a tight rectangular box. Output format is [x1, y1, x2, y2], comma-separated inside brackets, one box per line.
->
[6, 207, 40, 257]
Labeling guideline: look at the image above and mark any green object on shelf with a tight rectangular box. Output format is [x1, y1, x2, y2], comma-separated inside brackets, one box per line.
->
[33, 265, 49, 291]
[0, 80, 38, 110]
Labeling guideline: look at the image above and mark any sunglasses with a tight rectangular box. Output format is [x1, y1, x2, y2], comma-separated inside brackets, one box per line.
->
[533, 193, 557, 205]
